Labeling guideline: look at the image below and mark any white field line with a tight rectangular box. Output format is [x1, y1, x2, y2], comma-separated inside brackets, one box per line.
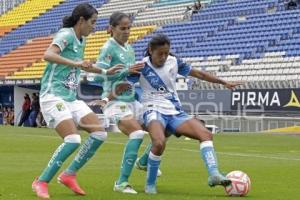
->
[8, 133, 300, 162]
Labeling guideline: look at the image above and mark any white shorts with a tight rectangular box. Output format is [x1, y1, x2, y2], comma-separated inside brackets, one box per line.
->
[40, 93, 93, 128]
[103, 100, 143, 124]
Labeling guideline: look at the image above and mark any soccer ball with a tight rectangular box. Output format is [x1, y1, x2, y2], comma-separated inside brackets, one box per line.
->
[224, 170, 251, 197]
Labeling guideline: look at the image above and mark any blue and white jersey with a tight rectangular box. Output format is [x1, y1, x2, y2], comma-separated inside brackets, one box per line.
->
[127, 55, 192, 115]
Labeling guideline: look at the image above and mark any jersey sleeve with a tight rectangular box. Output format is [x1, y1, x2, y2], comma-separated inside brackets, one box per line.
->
[96, 44, 113, 69]
[177, 58, 192, 77]
[52, 30, 73, 52]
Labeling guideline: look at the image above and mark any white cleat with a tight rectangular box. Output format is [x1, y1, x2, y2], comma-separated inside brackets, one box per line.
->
[113, 182, 138, 194]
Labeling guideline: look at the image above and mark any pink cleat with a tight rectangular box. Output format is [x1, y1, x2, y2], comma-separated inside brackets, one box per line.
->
[57, 172, 86, 196]
[32, 177, 50, 199]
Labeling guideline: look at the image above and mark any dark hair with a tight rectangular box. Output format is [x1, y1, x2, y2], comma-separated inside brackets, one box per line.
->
[145, 34, 171, 57]
[63, 3, 98, 28]
[109, 12, 130, 27]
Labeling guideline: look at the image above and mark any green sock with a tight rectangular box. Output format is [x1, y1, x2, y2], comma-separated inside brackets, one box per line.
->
[117, 138, 143, 184]
[138, 143, 152, 166]
[65, 134, 105, 174]
[38, 142, 79, 182]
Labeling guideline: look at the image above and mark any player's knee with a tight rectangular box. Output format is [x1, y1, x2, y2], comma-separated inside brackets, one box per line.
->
[91, 131, 108, 141]
[64, 134, 81, 144]
[129, 130, 145, 139]
[152, 140, 166, 152]
[196, 129, 213, 141]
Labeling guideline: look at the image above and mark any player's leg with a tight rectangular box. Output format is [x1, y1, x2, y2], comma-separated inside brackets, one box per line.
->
[60, 101, 107, 195]
[135, 143, 151, 169]
[113, 115, 144, 194]
[105, 100, 145, 194]
[134, 101, 163, 177]
[135, 142, 163, 177]
[143, 111, 167, 194]
[174, 116, 231, 187]
[33, 96, 81, 199]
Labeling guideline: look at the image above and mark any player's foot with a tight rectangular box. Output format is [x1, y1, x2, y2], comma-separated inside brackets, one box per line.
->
[145, 184, 157, 194]
[32, 177, 50, 199]
[57, 172, 86, 195]
[113, 181, 137, 194]
[135, 158, 162, 177]
[208, 173, 231, 187]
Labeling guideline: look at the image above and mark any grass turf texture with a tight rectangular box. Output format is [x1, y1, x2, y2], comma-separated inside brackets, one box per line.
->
[0, 126, 299, 200]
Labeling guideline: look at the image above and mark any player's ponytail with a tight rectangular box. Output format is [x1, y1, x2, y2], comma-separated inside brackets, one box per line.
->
[63, 15, 76, 28]
[63, 3, 98, 28]
[145, 33, 171, 57]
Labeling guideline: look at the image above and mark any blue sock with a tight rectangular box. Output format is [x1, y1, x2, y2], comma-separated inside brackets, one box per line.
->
[146, 151, 161, 186]
[200, 141, 219, 176]
[138, 143, 152, 166]
[65, 132, 106, 174]
[38, 134, 80, 182]
[117, 130, 144, 184]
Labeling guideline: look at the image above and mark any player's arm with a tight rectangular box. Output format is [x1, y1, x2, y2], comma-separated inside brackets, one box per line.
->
[177, 58, 242, 90]
[88, 82, 132, 107]
[44, 45, 88, 68]
[44, 45, 123, 75]
[189, 68, 242, 89]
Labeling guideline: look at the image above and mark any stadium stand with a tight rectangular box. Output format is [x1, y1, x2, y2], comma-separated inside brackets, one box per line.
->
[131, 0, 300, 89]
[6, 25, 156, 79]
[0, 0, 25, 15]
[97, 0, 156, 18]
[0, 0, 107, 56]
[1, 0, 300, 90]
[0, 0, 65, 37]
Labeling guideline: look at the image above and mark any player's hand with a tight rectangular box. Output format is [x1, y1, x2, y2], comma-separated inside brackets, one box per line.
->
[128, 62, 144, 74]
[106, 64, 124, 75]
[88, 100, 108, 107]
[115, 82, 132, 95]
[75, 60, 93, 70]
[224, 81, 244, 90]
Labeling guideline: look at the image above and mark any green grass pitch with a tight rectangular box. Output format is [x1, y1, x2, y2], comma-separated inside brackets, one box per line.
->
[0, 126, 299, 200]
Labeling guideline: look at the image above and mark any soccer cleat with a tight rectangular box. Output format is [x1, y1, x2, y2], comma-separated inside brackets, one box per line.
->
[145, 184, 157, 194]
[208, 173, 232, 187]
[57, 172, 86, 195]
[32, 177, 50, 199]
[135, 158, 162, 177]
[113, 182, 138, 194]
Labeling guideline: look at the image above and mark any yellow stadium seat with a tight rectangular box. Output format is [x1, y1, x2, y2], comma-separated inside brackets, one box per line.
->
[0, 0, 65, 35]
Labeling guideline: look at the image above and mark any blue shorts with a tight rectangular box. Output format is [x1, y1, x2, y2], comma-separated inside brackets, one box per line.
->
[143, 110, 192, 135]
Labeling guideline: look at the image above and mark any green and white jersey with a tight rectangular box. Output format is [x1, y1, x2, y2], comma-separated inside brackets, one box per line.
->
[95, 38, 136, 102]
[40, 28, 86, 102]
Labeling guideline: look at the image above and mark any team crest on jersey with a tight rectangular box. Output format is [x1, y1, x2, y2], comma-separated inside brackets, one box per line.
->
[118, 105, 127, 112]
[56, 103, 65, 111]
[63, 70, 78, 90]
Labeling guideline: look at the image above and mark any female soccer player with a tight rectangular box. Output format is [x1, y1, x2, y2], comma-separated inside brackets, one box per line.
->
[32, 3, 123, 199]
[91, 12, 145, 194]
[127, 34, 242, 194]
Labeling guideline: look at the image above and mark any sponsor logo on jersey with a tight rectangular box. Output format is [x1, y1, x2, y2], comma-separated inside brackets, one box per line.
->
[63, 70, 79, 90]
